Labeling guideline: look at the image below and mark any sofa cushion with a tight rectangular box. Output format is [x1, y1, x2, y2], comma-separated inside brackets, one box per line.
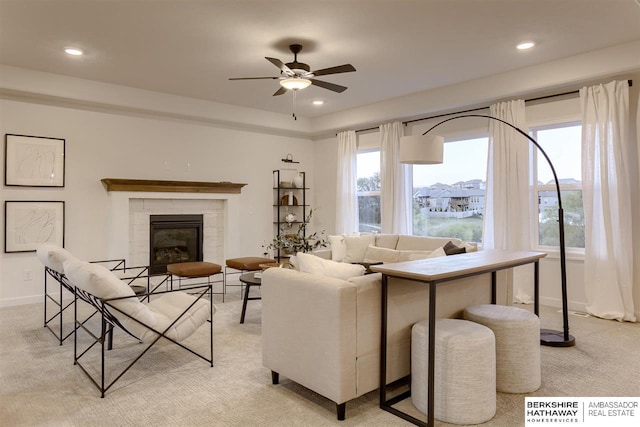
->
[398, 250, 432, 262]
[343, 234, 376, 263]
[375, 234, 399, 249]
[297, 252, 365, 280]
[363, 245, 400, 264]
[396, 235, 462, 251]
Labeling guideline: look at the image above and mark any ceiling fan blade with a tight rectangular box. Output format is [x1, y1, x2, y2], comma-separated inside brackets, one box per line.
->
[272, 86, 287, 96]
[311, 64, 356, 77]
[310, 79, 348, 93]
[229, 77, 280, 80]
[265, 57, 294, 76]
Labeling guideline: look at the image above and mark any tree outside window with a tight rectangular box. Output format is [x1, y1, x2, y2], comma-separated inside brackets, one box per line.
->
[532, 123, 584, 249]
[356, 150, 381, 232]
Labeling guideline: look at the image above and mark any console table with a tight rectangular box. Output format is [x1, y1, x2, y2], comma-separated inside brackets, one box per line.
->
[370, 250, 547, 427]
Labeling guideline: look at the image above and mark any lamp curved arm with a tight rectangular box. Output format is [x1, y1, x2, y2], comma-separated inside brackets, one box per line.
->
[420, 113, 573, 345]
[422, 114, 563, 211]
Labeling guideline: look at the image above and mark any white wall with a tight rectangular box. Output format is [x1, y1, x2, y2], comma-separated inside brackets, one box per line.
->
[0, 97, 315, 306]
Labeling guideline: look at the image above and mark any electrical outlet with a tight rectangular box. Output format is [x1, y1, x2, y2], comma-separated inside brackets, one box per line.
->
[23, 269, 33, 281]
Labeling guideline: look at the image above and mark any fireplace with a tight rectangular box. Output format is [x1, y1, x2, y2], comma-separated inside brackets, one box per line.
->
[149, 214, 203, 274]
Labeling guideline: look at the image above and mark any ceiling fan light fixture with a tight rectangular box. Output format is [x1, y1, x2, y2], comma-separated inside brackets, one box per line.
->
[280, 78, 312, 90]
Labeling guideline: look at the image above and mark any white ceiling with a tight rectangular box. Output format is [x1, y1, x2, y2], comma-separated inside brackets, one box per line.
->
[1, 0, 640, 120]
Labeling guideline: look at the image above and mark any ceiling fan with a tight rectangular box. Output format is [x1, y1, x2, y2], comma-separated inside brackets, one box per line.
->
[229, 44, 356, 96]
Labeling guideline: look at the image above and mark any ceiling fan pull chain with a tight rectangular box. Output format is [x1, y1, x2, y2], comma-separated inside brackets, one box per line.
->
[292, 89, 298, 120]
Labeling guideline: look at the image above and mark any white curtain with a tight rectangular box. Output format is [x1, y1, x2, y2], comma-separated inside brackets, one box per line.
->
[380, 121, 412, 234]
[581, 80, 635, 322]
[483, 100, 533, 303]
[335, 130, 358, 234]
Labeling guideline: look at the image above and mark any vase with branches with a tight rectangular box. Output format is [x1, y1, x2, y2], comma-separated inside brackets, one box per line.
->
[267, 209, 328, 255]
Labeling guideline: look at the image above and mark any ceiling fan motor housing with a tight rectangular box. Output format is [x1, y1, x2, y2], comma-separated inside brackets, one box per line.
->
[285, 61, 310, 74]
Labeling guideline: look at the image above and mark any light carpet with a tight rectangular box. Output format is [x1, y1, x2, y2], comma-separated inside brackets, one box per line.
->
[1, 289, 639, 426]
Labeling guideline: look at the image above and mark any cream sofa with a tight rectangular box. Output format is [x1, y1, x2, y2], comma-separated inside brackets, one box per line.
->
[261, 238, 502, 420]
[314, 233, 476, 263]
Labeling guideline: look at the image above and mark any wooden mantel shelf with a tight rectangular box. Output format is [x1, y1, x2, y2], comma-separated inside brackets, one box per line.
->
[101, 178, 247, 194]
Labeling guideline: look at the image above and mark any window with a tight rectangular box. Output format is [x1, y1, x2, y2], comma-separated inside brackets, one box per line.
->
[356, 150, 381, 232]
[531, 122, 584, 249]
[412, 137, 488, 242]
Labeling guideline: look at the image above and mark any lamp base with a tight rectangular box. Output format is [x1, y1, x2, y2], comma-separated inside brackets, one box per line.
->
[540, 328, 575, 347]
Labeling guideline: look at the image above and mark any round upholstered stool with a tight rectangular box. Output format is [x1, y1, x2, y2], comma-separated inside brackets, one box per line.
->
[412, 318, 496, 425]
[463, 304, 541, 393]
[167, 261, 224, 301]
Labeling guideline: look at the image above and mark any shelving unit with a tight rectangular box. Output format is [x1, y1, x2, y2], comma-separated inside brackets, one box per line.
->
[272, 170, 308, 261]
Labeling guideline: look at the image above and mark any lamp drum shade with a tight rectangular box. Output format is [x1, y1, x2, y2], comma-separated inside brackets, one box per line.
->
[400, 135, 444, 164]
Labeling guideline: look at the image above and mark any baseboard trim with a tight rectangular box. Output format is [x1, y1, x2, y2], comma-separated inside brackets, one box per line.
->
[0, 295, 43, 308]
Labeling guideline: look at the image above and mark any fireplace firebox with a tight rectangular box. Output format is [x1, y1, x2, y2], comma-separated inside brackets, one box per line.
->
[149, 214, 203, 274]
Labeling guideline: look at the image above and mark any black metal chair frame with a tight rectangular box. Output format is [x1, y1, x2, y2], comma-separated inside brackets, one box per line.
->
[44, 258, 167, 345]
[169, 270, 226, 302]
[73, 282, 213, 397]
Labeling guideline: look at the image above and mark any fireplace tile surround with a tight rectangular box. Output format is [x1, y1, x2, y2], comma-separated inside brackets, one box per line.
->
[105, 190, 242, 268]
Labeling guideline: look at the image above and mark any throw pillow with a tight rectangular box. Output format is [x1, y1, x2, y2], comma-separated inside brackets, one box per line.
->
[398, 250, 432, 261]
[343, 234, 376, 263]
[426, 246, 447, 259]
[443, 241, 467, 255]
[36, 243, 77, 274]
[363, 245, 401, 264]
[328, 234, 347, 261]
[63, 259, 156, 327]
[296, 252, 365, 280]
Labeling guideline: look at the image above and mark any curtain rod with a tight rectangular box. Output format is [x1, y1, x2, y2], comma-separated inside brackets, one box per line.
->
[350, 79, 633, 134]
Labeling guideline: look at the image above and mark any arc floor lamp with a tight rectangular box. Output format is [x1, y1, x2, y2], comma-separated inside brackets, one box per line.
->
[400, 114, 575, 347]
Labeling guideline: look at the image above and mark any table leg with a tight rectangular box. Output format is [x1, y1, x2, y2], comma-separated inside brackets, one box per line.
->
[534, 260, 540, 316]
[240, 283, 250, 324]
[379, 274, 388, 406]
[427, 281, 436, 427]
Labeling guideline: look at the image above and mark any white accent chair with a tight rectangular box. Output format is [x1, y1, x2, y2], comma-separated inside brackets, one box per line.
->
[63, 257, 214, 397]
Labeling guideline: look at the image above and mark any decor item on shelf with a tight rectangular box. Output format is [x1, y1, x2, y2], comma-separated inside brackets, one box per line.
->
[293, 173, 304, 188]
[400, 114, 574, 347]
[279, 181, 292, 188]
[285, 213, 296, 224]
[267, 210, 328, 255]
[280, 194, 298, 206]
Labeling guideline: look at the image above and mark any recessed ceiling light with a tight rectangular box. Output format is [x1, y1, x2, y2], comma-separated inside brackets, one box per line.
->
[64, 47, 84, 56]
[312, 100, 324, 106]
[516, 41, 535, 50]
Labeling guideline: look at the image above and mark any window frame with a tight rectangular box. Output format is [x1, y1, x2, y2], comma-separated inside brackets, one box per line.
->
[410, 134, 489, 243]
[529, 120, 585, 258]
[356, 148, 381, 233]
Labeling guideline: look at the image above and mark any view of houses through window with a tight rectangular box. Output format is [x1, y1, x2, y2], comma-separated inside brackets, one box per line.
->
[355, 122, 584, 249]
[532, 122, 584, 249]
[412, 137, 488, 242]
